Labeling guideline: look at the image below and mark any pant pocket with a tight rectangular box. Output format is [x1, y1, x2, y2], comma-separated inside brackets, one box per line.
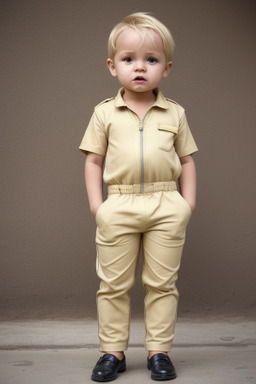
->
[173, 191, 192, 223]
[95, 195, 114, 225]
[179, 194, 192, 216]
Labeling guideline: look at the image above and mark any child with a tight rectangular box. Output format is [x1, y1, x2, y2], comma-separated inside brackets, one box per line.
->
[79, 12, 198, 382]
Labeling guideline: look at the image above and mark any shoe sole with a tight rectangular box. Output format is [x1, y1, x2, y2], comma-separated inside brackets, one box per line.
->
[150, 372, 177, 381]
[148, 365, 177, 381]
[91, 367, 126, 382]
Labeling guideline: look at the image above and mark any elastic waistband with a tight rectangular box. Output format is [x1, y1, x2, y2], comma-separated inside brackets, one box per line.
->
[108, 181, 177, 195]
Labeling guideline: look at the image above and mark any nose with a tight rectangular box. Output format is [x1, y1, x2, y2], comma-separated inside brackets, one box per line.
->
[134, 60, 146, 72]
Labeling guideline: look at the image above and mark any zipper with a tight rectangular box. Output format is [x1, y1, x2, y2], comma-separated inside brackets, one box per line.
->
[127, 106, 152, 194]
[139, 109, 154, 193]
[139, 118, 145, 193]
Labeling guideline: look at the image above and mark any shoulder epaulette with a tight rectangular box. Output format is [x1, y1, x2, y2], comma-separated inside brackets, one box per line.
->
[96, 97, 115, 107]
[165, 98, 180, 105]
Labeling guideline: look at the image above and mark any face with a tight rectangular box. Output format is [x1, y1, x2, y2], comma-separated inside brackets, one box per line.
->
[107, 28, 172, 96]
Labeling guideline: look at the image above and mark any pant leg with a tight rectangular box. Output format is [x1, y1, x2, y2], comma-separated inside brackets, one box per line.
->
[95, 194, 142, 352]
[142, 190, 192, 352]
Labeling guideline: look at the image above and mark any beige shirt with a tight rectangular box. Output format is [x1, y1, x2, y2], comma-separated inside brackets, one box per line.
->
[79, 88, 198, 185]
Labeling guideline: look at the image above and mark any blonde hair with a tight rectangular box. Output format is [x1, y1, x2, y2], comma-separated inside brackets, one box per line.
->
[108, 13, 175, 62]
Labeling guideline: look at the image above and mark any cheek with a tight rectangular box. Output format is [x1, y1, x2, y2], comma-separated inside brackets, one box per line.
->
[117, 67, 130, 78]
[150, 69, 164, 81]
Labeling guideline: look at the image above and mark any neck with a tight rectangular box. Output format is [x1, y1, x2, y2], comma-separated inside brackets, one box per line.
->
[122, 89, 157, 120]
[122, 89, 156, 105]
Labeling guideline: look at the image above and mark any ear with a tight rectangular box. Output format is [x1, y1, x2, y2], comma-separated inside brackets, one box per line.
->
[162, 61, 173, 79]
[107, 58, 117, 77]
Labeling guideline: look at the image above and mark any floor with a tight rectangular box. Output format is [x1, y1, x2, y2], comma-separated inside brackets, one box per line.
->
[0, 319, 255, 384]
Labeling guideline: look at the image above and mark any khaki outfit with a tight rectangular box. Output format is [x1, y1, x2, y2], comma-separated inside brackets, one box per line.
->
[79, 88, 198, 352]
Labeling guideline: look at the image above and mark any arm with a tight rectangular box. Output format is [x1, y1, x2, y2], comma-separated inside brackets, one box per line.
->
[85, 152, 105, 217]
[178, 155, 197, 212]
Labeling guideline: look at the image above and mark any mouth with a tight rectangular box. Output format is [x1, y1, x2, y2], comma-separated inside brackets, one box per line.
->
[134, 76, 146, 83]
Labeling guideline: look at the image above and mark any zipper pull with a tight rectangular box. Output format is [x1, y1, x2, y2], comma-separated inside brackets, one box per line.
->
[139, 120, 143, 131]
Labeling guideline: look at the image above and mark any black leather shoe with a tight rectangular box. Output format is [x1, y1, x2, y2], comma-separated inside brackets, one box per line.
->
[91, 354, 126, 382]
[147, 353, 177, 381]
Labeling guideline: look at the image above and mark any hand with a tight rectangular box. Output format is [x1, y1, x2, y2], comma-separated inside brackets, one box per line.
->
[85, 153, 105, 218]
[179, 155, 197, 214]
[90, 201, 103, 217]
[187, 200, 196, 213]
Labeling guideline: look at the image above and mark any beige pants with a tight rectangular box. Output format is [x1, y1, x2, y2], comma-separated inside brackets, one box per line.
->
[95, 182, 191, 352]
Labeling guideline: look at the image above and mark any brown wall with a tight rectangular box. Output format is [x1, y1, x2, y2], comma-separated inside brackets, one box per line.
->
[1, 0, 256, 320]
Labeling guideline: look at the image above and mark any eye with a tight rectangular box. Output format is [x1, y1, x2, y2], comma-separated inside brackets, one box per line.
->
[123, 57, 133, 63]
[147, 57, 157, 64]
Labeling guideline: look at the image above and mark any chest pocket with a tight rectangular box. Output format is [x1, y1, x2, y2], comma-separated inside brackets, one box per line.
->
[157, 124, 178, 151]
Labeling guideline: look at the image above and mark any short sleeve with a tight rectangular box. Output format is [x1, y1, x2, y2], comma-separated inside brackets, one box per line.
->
[175, 111, 198, 157]
[79, 109, 108, 156]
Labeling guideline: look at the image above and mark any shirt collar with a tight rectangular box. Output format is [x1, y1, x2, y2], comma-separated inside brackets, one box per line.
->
[115, 88, 169, 110]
